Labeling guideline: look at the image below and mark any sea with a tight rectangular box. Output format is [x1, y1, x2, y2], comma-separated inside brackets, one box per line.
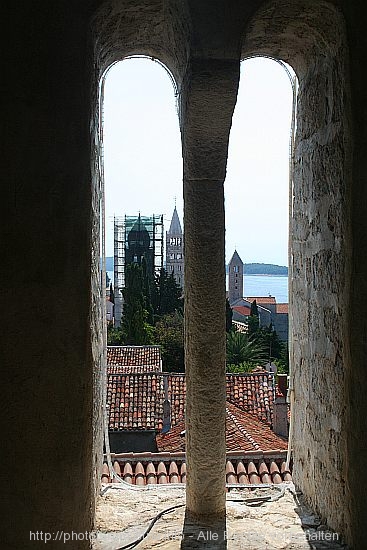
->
[108, 271, 288, 304]
[240, 275, 288, 303]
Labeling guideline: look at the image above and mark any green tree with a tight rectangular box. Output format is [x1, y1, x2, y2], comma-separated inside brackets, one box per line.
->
[226, 361, 256, 374]
[226, 330, 268, 369]
[248, 299, 260, 336]
[273, 341, 289, 373]
[247, 321, 289, 373]
[226, 298, 233, 332]
[153, 311, 184, 372]
[255, 324, 283, 362]
[107, 324, 124, 345]
[250, 299, 259, 316]
[109, 282, 114, 304]
[141, 256, 154, 324]
[152, 268, 182, 319]
[247, 314, 260, 336]
[122, 263, 153, 345]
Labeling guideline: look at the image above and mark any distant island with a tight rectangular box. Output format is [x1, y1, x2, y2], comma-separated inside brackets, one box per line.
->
[225, 262, 288, 275]
[243, 263, 288, 276]
[105, 257, 288, 276]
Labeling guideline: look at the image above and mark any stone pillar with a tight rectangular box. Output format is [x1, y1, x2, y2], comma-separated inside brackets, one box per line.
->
[181, 59, 240, 519]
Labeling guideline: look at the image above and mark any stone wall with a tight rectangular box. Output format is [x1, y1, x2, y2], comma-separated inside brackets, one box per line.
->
[243, 0, 353, 540]
[291, 34, 351, 535]
[2, 5, 98, 548]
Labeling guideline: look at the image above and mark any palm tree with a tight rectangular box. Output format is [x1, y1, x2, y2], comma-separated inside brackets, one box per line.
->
[226, 330, 268, 369]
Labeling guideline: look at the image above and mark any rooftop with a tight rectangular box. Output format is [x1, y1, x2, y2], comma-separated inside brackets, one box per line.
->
[107, 345, 162, 372]
[245, 296, 277, 305]
[156, 401, 287, 453]
[107, 372, 277, 432]
[107, 373, 164, 431]
[232, 305, 251, 317]
[276, 303, 289, 314]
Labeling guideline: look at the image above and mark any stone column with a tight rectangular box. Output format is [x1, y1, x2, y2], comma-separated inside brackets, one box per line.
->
[180, 59, 240, 519]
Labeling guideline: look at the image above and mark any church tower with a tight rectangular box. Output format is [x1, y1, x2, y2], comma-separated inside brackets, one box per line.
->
[228, 250, 243, 304]
[166, 206, 184, 289]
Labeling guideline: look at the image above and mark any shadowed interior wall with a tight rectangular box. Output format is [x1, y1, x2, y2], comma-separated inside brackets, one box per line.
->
[2, 5, 99, 549]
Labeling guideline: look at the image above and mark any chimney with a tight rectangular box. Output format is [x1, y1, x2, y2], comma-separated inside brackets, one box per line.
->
[161, 375, 171, 434]
[273, 374, 288, 438]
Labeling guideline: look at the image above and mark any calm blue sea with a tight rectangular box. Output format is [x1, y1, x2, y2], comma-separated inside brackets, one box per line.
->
[108, 271, 288, 304]
[241, 275, 288, 303]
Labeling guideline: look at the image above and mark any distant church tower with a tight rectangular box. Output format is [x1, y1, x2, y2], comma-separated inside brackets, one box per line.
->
[166, 206, 184, 289]
[228, 250, 243, 304]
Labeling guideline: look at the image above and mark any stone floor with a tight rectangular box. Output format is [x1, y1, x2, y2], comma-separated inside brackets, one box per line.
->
[93, 483, 347, 549]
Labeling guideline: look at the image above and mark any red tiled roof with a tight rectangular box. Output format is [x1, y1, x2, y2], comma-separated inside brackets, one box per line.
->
[156, 401, 287, 454]
[232, 305, 251, 316]
[107, 374, 164, 431]
[245, 296, 276, 305]
[107, 372, 275, 432]
[276, 303, 289, 314]
[167, 374, 186, 426]
[107, 346, 162, 372]
[101, 451, 292, 485]
[226, 402, 287, 451]
[155, 421, 186, 452]
[226, 372, 274, 424]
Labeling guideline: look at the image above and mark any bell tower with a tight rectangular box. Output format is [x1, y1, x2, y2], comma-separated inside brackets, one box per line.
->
[228, 250, 243, 304]
[166, 205, 184, 289]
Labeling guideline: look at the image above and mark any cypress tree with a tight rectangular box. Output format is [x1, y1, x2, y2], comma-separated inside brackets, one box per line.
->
[122, 263, 152, 345]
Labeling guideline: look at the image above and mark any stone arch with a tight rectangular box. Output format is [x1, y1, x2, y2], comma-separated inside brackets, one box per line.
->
[242, 0, 352, 539]
[91, 0, 191, 88]
[89, 2, 191, 502]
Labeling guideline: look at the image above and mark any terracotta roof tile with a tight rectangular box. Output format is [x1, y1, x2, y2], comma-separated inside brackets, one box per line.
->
[232, 306, 251, 316]
[107, 372, 276, 434]
[167, 374, 186, 426]
[156, 401, 287, 453]
[107, 346, 162, 373]
[107, 373, 164, 431]
[236, 460, 249, 484]
[276, 303, 289, 314]
[245, 296, 276, 305]
[102, 451, 292, 485]
[226, 372, 275, 424]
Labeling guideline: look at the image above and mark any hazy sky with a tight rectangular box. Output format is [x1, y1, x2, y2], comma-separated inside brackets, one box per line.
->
[103, 57, 293, 266]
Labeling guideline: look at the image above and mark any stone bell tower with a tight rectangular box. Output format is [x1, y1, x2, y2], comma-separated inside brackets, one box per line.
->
[228, 250, 243, 304]
[165, 205, 184, 289]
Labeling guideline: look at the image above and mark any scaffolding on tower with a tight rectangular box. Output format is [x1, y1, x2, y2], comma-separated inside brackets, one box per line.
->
[113, 214, 164, 325]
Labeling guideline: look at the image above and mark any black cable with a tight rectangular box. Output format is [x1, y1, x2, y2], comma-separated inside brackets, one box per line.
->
[110, 486, 286, 549]
[115, 504, 185, 550]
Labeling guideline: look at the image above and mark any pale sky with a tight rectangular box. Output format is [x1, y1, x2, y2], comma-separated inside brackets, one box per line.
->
[103, 57, 294, 266]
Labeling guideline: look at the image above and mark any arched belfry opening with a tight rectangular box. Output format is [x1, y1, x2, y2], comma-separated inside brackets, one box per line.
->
[93, 0, 355, 537]
[3, 1, 367, 549]
[242, 0, 354, 540]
